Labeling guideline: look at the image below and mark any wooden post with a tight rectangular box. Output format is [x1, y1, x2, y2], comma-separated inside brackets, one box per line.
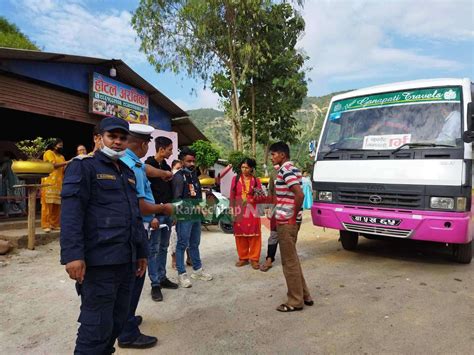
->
[27, 186, 37, 250]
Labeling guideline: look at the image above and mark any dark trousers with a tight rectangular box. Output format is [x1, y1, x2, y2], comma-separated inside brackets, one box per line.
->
[74, 263, 135, 355]
[266, 230, 279, 262]
[117, 272, 146, 343]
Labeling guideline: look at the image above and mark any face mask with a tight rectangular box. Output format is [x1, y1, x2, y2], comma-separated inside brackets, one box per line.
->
[183, 166, 194, 173]
[101, 145, 126, 160]
[56, 147, 63, 153]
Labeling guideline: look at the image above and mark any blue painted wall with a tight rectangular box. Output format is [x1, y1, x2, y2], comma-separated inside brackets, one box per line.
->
[0, 59, 172, 130]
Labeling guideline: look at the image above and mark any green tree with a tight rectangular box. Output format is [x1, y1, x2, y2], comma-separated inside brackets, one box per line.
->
[190, 140, 220, 176]
[227, 150, 247, 174]
[132, 0, 278, 151]
[239, 3, 308, 162]
[0, 17, 40, 50]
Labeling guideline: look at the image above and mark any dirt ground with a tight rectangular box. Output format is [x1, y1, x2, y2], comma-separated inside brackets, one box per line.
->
[0, 211, 473, 354]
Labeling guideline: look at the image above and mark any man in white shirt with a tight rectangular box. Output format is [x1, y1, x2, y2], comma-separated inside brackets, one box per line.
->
[436, 106, 461, 145]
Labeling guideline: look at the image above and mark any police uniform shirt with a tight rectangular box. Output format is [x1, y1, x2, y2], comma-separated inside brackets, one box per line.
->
[60, 151, 148, 266]
[120, 148, 155, 223]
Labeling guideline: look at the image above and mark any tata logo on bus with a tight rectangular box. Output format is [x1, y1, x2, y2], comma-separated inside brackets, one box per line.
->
[369, 195, 383, 204]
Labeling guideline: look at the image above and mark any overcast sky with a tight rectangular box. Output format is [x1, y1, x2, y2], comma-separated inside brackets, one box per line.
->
[1, 0, 473, 111]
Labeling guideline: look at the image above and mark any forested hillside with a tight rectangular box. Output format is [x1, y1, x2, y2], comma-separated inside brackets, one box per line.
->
[188, 90, 350, 170]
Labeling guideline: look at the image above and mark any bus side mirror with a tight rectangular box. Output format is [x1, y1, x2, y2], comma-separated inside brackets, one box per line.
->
[462, 102, 474, 143]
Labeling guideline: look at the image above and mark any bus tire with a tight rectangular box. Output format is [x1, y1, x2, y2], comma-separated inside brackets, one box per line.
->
[339, 230, 358, 250]
[452, 241, 472, 264]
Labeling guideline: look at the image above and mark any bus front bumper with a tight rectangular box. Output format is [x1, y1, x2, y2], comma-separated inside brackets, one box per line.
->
[311, 203, 471, 244]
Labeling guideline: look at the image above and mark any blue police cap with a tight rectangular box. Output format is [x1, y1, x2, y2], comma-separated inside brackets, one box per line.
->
[99, 116, 129, 134]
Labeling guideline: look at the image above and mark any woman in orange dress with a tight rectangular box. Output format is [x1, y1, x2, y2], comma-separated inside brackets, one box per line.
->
[41, 139, 69, 232]
[230, 158, 262, 269]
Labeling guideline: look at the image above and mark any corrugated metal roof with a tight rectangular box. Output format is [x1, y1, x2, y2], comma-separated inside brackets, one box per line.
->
[0, 47, 187, 118]
[0, 47, 208, 144]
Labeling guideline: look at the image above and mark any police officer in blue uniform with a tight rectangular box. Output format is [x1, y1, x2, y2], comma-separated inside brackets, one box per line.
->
[117, 123, 173, 349]
[60, 117, 149, 355]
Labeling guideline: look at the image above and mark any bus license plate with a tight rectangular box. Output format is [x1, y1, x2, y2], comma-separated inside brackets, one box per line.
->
[351, 215, 401, 226]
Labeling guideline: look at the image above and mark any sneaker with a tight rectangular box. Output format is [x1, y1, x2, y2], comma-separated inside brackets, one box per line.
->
[191, 268, 213, 281]
[178, 273, 192, 288]
[151, 286, 163, 302]
[160, 278, 179, 289]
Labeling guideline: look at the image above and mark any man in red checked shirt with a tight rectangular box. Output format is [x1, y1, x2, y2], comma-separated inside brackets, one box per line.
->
[269, 142, 313, 313]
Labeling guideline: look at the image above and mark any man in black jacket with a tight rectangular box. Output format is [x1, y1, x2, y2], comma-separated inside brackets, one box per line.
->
[144, 136, 178, 301]
[172, 147, 213, 288]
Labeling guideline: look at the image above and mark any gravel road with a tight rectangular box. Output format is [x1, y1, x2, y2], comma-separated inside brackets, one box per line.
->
[1, 211, 473, 354]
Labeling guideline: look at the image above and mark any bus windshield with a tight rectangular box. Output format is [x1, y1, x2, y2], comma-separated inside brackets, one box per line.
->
[320, 87, 462, 152]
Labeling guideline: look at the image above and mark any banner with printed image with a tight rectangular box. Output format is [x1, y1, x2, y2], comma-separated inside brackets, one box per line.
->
[89, 72, 149, 124]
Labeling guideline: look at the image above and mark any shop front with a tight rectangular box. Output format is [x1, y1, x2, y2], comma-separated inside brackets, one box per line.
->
[0, 47, 206, 218]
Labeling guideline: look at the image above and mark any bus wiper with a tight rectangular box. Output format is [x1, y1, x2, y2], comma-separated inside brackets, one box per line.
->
[391, 142, 456, 154]
[322, 148, 367, 159]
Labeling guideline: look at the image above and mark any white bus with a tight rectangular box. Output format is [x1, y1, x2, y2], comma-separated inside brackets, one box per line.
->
[311, 78, 473, 263]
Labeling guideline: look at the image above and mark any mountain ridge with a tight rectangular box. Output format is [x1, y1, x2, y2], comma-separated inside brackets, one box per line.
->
[187, 91, 350, 168]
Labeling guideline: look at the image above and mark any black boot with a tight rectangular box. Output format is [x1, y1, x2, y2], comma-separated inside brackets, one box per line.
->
[151, 286, 163, 302]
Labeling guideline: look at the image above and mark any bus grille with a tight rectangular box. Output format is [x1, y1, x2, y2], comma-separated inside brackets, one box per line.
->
[338, 190, 422, 208]
[342, 222, 412, 238]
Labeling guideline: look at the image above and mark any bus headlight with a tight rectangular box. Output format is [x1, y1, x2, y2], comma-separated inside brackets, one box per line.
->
[318, 191, 333, 202]
[456, 197, 467, 211]
[430, 197, 454, 210]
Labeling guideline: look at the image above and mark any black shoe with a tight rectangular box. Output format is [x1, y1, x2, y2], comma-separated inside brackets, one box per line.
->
[151, 286, 163, 302]
[160, 278, 179, 289]
[118, 334, 158, 349]
[135, 315, 143, 326]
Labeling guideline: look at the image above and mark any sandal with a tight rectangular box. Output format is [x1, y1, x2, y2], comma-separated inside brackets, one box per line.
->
[276, 304, 303, 312]
[260, 262, 272, 272]
[250, 261, 260, 270]
[304, 299, 314, 306]
[235, 260, 249, 267]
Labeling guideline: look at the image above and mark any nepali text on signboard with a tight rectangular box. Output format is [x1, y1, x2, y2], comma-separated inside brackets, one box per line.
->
[89, 72, 149, 124]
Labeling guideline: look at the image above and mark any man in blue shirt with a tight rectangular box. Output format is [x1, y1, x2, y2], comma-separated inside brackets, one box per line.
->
[117, 123, 173, 349]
